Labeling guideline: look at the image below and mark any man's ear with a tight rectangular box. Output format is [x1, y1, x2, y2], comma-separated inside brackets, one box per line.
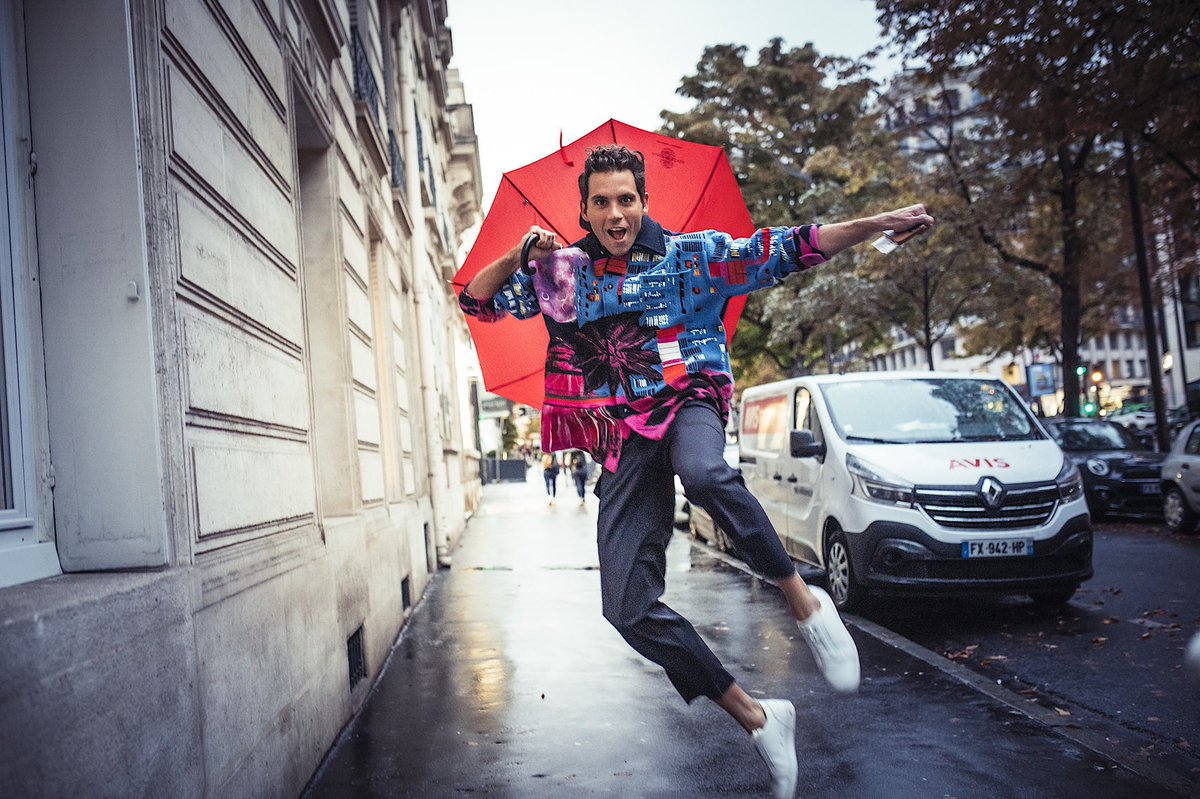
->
[642, 192, 649, 213]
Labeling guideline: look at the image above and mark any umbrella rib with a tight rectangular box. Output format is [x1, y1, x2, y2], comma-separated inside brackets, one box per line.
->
[679, 155, 723, 233]
[487, 366, 544, 393]
[503, 174, 566, 240]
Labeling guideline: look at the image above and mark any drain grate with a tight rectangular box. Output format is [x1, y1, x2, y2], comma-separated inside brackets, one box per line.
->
[347, 626, 366, 690]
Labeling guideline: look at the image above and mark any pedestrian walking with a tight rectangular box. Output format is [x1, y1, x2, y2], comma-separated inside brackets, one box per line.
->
[541, 452, 559, 505]
[459, 144, 933, 798]
[570, 451, 589, 507]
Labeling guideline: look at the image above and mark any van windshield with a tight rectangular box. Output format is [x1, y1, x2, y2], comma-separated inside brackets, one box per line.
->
[821, 378, 1041, 444]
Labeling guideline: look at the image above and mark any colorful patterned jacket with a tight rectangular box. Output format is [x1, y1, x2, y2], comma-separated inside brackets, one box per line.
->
[458, 216, 827, 471]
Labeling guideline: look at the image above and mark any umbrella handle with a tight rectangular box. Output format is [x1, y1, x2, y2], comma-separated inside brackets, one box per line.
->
[520, 233, 539, 275]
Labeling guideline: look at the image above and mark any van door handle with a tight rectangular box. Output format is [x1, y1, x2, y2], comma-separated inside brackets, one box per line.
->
[772, 473, 783, 481]
[786, 475, 798, 483]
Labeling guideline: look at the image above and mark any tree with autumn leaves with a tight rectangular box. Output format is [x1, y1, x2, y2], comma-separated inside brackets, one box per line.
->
[660, 3, 1198, 418]
[878, 0, 1199, 417]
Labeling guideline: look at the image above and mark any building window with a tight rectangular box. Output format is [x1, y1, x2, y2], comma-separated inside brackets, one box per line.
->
[0, 0, 56, 587]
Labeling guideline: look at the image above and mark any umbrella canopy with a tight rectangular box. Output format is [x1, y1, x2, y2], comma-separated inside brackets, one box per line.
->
[454, 119, 754, 409]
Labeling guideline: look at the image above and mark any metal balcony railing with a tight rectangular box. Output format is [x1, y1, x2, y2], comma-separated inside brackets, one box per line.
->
[351, 29, 381, 129]
[389, 129, 406, 193]
[414, 105, 425, 164]
[426, 155, 437, 207]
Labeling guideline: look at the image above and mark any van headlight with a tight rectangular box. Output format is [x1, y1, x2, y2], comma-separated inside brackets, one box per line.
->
[847, 454, 915, 507]
[1056, 459, 1085, 501]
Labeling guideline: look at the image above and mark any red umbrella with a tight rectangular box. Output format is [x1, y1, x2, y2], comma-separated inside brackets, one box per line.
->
[453, 119, 754, 409]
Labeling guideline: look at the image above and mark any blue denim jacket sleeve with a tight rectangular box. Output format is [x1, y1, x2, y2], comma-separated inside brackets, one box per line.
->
[703, 225, 827, 298]
[458, 270, 541, 321]
[493, 270, 541, 319]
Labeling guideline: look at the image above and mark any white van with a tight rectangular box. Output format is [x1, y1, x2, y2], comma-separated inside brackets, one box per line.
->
[735, 372, 1093, 610]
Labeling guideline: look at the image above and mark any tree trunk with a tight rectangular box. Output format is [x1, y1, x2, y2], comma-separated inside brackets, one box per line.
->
[923, 269, 935, 369]
[1123, 133, 1169, 450]
[1058, 146, 1084, 417]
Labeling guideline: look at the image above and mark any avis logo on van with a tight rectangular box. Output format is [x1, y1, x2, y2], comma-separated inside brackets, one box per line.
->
[949, 458, 1010, 469]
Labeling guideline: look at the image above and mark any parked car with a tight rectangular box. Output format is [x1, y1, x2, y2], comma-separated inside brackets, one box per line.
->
[737, 372, 1092, 611]
[1042, 418, 1165, 519]
[1138, 405, 1195, 448]
[1160, 419, 1200, 534]
[1108, 404, 1155, 431]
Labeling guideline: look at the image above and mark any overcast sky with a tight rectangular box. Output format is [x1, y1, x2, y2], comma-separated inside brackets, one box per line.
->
[445, 0, 902, 212]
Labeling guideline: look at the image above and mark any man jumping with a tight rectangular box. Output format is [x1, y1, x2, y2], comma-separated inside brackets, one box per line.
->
[459, 145, 933, 798]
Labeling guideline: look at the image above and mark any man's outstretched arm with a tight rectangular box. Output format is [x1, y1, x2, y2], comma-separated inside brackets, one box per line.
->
[816, 203, 934, 258]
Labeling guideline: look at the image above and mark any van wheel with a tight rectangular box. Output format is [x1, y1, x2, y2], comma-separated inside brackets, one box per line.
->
[1163, 486, 1197, 534]
[824, 527, 863, 612]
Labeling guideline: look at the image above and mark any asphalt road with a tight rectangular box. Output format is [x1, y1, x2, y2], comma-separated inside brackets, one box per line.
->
[860, 518, 1200, 791]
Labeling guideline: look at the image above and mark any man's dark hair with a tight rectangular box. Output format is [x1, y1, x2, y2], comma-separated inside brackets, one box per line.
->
[577, 145, 647, 206]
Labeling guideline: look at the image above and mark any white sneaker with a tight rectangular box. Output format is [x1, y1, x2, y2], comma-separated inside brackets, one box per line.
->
[750, 699, 797, 799]
[796, 585, 860, 693]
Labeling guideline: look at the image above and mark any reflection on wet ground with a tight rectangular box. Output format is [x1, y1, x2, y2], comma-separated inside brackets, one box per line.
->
[304, 472, 1186, 798]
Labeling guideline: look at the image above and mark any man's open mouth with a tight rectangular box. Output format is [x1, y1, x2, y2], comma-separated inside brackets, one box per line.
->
[607, 227, 627, 240]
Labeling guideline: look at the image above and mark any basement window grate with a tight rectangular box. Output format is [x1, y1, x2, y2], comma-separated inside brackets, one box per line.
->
[401, 576, 412, 611]
[347, 626, 366, 690]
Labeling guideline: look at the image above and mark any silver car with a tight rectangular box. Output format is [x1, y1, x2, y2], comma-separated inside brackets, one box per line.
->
[1160, 420, 1200, 533]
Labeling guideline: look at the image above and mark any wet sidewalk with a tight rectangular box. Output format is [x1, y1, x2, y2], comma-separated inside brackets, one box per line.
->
[304, 470, 1183, 798]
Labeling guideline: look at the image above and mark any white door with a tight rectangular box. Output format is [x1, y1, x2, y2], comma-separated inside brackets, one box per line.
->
[779, 387, 824, 564]
[740, 391, 791, 546]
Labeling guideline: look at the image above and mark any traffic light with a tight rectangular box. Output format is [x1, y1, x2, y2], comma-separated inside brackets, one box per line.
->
[1075, 365, 1087, 377]
[1090, 367, 1104, 384]
[1082, 402, 1097, 415]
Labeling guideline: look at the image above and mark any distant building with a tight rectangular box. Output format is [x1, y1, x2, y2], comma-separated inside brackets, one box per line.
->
[0, 0, 481, 795]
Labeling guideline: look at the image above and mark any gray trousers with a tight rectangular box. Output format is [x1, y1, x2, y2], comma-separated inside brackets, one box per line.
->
[596, 403, 796, 702]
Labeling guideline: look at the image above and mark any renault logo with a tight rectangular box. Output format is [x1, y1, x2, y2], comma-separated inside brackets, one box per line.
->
[978, 477, 1006, 509]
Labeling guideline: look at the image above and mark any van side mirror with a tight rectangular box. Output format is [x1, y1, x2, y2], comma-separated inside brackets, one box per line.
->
[790, 430, 826, 459]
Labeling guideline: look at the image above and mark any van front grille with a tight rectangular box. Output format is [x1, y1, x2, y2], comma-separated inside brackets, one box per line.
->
[914, 483, 1059, 530]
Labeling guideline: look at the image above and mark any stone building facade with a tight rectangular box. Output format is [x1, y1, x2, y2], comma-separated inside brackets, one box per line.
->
[0, 0, 482, 795]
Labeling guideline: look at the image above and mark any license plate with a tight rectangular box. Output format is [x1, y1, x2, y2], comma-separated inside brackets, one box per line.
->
[962, 538, 1034, 558]
[1139, 483, 1159, 494]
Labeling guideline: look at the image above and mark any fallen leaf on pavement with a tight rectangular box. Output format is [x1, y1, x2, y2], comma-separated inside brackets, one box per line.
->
[945, 644, 979, 660]
[1092, 637, 1108, 646]
[1054, 707, 1072, 716]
